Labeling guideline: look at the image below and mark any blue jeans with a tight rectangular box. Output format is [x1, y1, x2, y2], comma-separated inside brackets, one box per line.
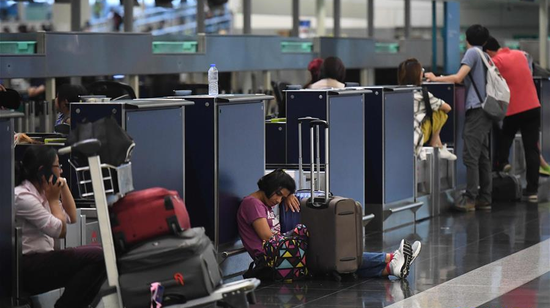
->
[356, 252, 387, 278]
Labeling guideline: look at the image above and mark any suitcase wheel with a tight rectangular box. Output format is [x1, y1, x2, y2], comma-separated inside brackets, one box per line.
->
[330, 271, 342, 282]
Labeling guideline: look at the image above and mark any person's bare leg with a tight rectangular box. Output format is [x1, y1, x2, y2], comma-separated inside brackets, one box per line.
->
[429, 129, 443, 148]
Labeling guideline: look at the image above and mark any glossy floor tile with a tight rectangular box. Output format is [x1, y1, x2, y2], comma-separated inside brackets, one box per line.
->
[478, 271, 550, 308]
[243, 200, 550, 308]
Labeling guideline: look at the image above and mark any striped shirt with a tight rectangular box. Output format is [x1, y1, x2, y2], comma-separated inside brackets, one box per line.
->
[413, 90, 445, 155]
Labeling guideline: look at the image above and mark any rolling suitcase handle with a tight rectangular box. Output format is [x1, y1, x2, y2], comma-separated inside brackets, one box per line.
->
[297, 116, 319, 190]
[309, 119, 329, 207]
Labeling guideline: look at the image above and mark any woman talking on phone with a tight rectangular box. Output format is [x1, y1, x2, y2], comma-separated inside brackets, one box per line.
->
[15, 146, 105, 308]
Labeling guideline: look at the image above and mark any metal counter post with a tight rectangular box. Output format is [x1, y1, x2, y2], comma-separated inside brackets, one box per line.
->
[0, 111, 23, 304]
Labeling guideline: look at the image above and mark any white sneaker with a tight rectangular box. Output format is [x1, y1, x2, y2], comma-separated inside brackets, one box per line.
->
[439, 145, 457, 161]
[389, 240, 413, 279]
[409, 241, 422, 266]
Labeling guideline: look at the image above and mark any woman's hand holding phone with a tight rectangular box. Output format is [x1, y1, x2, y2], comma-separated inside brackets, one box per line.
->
[44, 174, 63, 203]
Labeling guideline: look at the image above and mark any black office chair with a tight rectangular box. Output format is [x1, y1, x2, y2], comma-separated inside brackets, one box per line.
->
[86, 81, 137, 101]
[270, 81, 292, 117]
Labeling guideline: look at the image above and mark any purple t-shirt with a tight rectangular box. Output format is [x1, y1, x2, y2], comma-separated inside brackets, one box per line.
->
[237, 196, 280, 258]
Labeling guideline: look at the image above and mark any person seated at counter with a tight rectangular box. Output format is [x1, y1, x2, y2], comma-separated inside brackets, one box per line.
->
[15, 145, 105, 308]
[308, 56, 346, 89]
[55, 84, 88, 125]
[0, 83, 22, 110]
[397, 58, 457, 161]
[237, 169, 422, 280]
[304, 57, 324, 89]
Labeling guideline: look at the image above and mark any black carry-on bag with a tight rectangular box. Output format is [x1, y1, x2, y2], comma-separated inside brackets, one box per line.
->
[492, 172, 522, 202]
[299, 120, 364, 280]
[57, 139, 260, 308]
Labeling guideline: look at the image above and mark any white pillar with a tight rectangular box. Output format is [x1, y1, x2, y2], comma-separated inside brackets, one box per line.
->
[316, 0, 326, 36]
[540, 0, 549, 69]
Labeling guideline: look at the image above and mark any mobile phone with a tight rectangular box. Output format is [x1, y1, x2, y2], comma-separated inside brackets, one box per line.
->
[41, 168, 58, 185]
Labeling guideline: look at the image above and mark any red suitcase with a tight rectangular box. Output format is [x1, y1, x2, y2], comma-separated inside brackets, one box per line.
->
[111, 187, 191, 252]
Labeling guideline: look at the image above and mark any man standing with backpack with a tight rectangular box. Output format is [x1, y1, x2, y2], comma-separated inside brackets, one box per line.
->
[425, 25, 493, 211]
[484, 36, 541, 203]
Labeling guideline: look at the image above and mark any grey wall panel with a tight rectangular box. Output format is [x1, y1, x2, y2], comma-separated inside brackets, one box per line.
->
[384, 91, 414, 203]
[217, 102, 265, 244]
[317, 37, 375, 68]
[151, 35, 318, 74]
[126, 107, 185, 197]
[329, 95, 365, 209]
[0, 56, 47, 79]
[44, 33, 152, 77]
[1, 33, 444, 77]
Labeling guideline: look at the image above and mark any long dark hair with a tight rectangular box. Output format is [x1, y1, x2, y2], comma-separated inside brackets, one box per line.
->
[397, 58, 422, 86]
[398, 58, 433, 123]
[257, 169, 296, 198]
[15, 146, 57, 187]
[320, 56, 346, 83]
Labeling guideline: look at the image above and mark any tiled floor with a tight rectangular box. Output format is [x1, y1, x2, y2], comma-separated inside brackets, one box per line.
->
[245, 200, 550, 307]
[478, 272, 550, 308]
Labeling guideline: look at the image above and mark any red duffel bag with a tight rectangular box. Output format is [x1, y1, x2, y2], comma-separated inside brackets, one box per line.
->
[111, 187, 191, 252]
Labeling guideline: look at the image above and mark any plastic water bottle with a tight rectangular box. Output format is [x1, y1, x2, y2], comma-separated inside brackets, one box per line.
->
[208, 64, 219, 96]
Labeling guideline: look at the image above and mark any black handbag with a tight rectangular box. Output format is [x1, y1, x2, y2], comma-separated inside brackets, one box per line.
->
[68, 115, 135, 166]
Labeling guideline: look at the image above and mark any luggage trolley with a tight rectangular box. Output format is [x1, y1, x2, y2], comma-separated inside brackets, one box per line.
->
[58, 139, 260, 308]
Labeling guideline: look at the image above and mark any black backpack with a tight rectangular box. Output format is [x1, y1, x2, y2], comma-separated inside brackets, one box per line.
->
[68, 115, 135, 167]
[492, 172, 522, 202]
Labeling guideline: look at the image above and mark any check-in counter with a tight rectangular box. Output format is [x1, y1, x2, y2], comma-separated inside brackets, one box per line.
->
[70, 99, 193, 199]
[265, 119, 286, 165]
[453, 85, 467, 191]
[0, 110, 23, 301]
[363, 86, 423, 231]
[285, 88, 367, 210]
[534, 77, 550, 159]
[181, 94, 270, 276]
[422, 82, 460, 213]
[415, 147, 435, 217]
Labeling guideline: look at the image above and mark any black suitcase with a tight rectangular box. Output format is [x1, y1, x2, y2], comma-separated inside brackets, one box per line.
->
[299, 120, 363, 279]
[492, 172, 522, 202]
[118, 227, 222, 308]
